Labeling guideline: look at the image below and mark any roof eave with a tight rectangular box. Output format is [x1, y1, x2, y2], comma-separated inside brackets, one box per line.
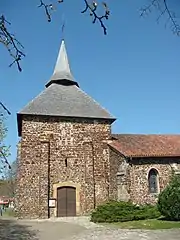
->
[109, 117, 116, 124]
[128, 154, 180, 158]
[108, 141, 180, 159]
[17, 113, 22, 137]
[45, 79, 79, 88]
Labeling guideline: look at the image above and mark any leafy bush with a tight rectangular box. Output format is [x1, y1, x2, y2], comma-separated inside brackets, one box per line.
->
[134, 204, 161, 220]
[157, 174, 180, 221]
[91, 201, 161, 223]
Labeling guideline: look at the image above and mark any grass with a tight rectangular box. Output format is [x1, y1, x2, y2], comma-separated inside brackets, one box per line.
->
[1, 208, 15, 218]
[101, 219, 180, 230]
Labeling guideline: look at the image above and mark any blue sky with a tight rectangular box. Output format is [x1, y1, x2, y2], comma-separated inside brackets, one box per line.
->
[1, 0, 180, 163]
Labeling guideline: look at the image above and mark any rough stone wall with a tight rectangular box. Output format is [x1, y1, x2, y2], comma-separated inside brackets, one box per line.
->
[128, 157, 180, 205]
[109, 148, 130, 201]
[108, 150, 180, 205]
[16, 115, 111, 219]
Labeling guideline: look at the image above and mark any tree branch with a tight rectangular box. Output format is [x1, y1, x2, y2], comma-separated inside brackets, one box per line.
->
[81, 0, 110, 35]
[140, 0, 180, 36]
[0, 15, 25, 71]
[163, 0, 180, 35]
[0, 1, 109, 72]
[38, 0, 64, 22]
[0, 102, 11, 116]
[0, 104, 11, 173]
[38, 0, 109, 35]
[38, 0, 55, 22]
[0, 148, 11, 170]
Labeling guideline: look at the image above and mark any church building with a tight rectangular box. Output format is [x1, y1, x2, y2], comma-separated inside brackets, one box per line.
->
[16, 39, 180, 219]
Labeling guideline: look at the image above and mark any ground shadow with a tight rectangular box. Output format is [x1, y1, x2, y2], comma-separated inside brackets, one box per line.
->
[0, 219, 38, 240]
[158, 216, 180, 222]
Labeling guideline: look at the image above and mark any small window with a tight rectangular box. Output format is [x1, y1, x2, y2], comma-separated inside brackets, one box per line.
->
[65, 158, 68, 167]
[148, 169, 159, 194]
[117, 174, 121, 185]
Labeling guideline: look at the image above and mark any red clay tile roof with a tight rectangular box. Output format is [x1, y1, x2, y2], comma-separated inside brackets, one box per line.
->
[109, 134, 180, 158]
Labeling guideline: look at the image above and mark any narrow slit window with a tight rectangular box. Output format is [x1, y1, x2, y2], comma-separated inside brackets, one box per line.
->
[65, 158, 68, 167]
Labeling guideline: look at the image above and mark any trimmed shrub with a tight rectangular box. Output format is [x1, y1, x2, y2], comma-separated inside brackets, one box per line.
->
[157, 174, 180, 221]
[91, 201, 161, 223]
[134, 204, 161, 220]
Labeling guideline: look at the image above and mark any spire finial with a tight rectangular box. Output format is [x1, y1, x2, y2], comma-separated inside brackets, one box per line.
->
[61, 14, 65, 40]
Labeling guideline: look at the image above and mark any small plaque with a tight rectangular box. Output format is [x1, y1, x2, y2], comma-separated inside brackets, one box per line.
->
[49, 199, 56, 207]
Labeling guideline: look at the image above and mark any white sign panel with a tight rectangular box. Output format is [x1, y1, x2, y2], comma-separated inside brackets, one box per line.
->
[49, 199, 56, 207]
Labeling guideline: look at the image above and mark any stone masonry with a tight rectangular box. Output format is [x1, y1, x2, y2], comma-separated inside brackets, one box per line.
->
[16, 115, 112, 219]
[108, 135, 180, 206]
[109, 148, 130, 202]
[108, 150, 180, 205]
[128, 157, 180, 205]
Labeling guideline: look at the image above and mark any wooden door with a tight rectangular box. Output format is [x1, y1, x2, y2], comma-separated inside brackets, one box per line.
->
[57, 187, 76, 217]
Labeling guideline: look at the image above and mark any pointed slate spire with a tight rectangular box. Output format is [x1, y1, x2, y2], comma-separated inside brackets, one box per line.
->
[53, 40, 70, 75]
[46, 40, 79, 88]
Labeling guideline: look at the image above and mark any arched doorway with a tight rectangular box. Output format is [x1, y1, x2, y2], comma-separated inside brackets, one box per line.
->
[57, 186, 76, 217]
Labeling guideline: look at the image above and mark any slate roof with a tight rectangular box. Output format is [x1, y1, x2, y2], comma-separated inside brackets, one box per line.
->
[45, 40, 79, 88]
[17, 39, 115, 136]
[18, 83, 115, 120]
[109, 134, 180, 157]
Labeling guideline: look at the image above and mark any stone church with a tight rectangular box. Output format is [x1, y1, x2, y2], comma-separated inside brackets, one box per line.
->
[16, 39, 180, 219]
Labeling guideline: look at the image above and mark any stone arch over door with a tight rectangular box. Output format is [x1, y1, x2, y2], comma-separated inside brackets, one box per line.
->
[53, 182, 80, 217]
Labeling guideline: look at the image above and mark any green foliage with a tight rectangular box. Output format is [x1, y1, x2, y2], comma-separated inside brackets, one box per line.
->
[0, 115, 9, 161]
[0, 179, 12, 197]
[157, 174, 180, 221]
[8, 159, 18, 180]
[103, 219, 180, 230]
[0, 113, 11, 177]
[4, 159, 18, 197]
[0, 115, 7, 142]
[91, 201, 161, 223]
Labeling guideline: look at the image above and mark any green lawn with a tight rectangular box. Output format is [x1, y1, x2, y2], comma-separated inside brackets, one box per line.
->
[1, 208, 15, 218]
[102, 219, 180, 230]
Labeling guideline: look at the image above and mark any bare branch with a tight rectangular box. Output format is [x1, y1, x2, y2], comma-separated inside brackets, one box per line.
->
[38, 0, 109, 35]
[38, 0, 54, 22]
[38, 0, 64, 22]
[0, 102, 11, 116]
[81, 0, 110, 35]
[0, 1, 109, 71]
[140, 0, 180, 36]
[0, 104, 11, 172]
[140, 0, 157, 17]
[0, 148, 11, 170]
[162, 0, 180, 35]
[0, 15, 25, 71]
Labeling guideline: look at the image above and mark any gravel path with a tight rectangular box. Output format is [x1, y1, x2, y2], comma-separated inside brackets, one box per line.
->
[69, 228, 180, 240]
[58, 217, 180, 240]
[0, 216, 180, 240]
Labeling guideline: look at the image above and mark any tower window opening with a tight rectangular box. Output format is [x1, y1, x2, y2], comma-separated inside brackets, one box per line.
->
[65, 158, 68, 167]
